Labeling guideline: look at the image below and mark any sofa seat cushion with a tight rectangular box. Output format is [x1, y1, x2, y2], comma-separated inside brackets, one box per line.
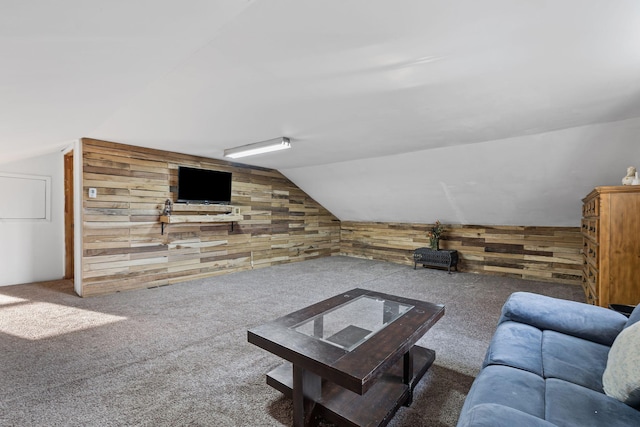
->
[459, 365, 546, 420]
[545, 378, 640, 427]
[542, 330, 609, 392]
[458, 404, 557, 427]
[483, 321, 543, 375]
[483, 322, 609, 392]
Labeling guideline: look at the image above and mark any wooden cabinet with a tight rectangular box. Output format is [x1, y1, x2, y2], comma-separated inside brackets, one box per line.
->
[581, 186, 640, 307]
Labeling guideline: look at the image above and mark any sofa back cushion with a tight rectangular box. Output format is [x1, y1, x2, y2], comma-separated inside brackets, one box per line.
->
[625, 305, 640, 329]
[603, 321, 640, 407]
[499, 292, 626, 347]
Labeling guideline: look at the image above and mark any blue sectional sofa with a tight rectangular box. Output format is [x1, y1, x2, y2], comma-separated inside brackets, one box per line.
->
[457, 292, 640, 427]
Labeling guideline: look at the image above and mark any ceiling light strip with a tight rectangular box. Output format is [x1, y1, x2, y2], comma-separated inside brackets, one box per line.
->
[224, 137, 291, 159]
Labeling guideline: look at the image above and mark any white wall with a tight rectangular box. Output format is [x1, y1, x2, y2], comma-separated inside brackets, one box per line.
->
[0, 151, 64, 286]
[282, 117, 640, 226]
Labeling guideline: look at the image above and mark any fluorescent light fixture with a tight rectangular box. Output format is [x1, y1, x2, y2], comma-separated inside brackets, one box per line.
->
[224, 137, 291, 159]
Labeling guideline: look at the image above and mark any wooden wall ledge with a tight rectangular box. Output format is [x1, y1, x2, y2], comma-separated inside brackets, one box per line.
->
[160, 204, 242, 234]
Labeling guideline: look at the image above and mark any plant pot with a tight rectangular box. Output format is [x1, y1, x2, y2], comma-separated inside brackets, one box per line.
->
[429, 237, 439, 251]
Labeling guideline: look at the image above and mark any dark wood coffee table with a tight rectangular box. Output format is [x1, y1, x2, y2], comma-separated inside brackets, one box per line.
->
[247, 288, 445, 427]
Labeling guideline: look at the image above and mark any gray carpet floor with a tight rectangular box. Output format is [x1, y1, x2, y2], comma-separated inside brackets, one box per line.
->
[0, 256, 583, 426]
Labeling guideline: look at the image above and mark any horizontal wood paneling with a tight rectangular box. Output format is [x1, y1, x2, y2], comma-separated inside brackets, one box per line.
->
[80, 139, 340, 296]
[80, 139, 583, 295]
[340, 222, 582, 286]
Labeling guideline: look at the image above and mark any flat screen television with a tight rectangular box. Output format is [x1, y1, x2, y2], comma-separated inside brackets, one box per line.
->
[177, 166, 232, 204]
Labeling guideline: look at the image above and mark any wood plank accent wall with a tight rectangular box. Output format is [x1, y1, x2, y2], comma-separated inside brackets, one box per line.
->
[340, 222, 582, 286]
[80, 138, 340, 296]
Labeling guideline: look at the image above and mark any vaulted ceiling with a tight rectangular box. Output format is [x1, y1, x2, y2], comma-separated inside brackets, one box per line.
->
[2, 1, 640, 226]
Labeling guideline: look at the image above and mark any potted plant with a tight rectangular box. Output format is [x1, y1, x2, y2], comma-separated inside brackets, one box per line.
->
[427, 220, 445, 251]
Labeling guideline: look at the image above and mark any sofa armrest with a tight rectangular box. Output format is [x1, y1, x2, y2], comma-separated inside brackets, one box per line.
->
[498, 292, 627, 346]
[457, 404, 557, 427]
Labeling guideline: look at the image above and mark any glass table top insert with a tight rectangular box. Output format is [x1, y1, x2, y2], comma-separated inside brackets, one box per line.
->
[292, 295, 414, 351]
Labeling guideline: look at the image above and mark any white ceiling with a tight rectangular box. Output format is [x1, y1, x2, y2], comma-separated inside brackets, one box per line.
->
[2, 1, 640, 225]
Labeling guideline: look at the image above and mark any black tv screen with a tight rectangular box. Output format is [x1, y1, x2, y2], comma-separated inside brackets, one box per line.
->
[177, 167, 232, 204]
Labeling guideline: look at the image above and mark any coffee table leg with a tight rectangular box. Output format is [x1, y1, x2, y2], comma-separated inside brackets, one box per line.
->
[293, 365, 321, 427]
[403, 351, 414, 406]
[313, 317, 323, 338]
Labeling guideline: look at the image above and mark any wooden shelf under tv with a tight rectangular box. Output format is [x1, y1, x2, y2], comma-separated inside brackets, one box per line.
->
[159, 204, 242, 234]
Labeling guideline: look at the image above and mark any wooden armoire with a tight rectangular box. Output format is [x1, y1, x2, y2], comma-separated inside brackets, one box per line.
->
[581, 186, 640, 307]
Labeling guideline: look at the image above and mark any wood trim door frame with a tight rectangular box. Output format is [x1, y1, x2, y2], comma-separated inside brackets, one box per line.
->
[63, 140, 83, 296]
[64, 150, 74, 280]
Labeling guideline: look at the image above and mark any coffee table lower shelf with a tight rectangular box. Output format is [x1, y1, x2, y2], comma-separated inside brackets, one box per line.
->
[266, 346, 436, 427]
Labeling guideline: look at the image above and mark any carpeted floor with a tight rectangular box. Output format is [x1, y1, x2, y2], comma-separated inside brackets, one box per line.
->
[0, 256, 583, 426]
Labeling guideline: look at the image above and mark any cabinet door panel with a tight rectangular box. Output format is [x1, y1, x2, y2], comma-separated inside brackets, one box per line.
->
[608, 193, 640, 305]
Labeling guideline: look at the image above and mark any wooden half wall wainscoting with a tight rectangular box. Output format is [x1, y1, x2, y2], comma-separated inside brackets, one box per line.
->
[340, 222, 583, 286]
[80, 138, 340, 296]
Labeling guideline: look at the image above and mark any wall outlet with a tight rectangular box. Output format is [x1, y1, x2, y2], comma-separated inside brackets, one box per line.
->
[88, 188, 97, 198]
